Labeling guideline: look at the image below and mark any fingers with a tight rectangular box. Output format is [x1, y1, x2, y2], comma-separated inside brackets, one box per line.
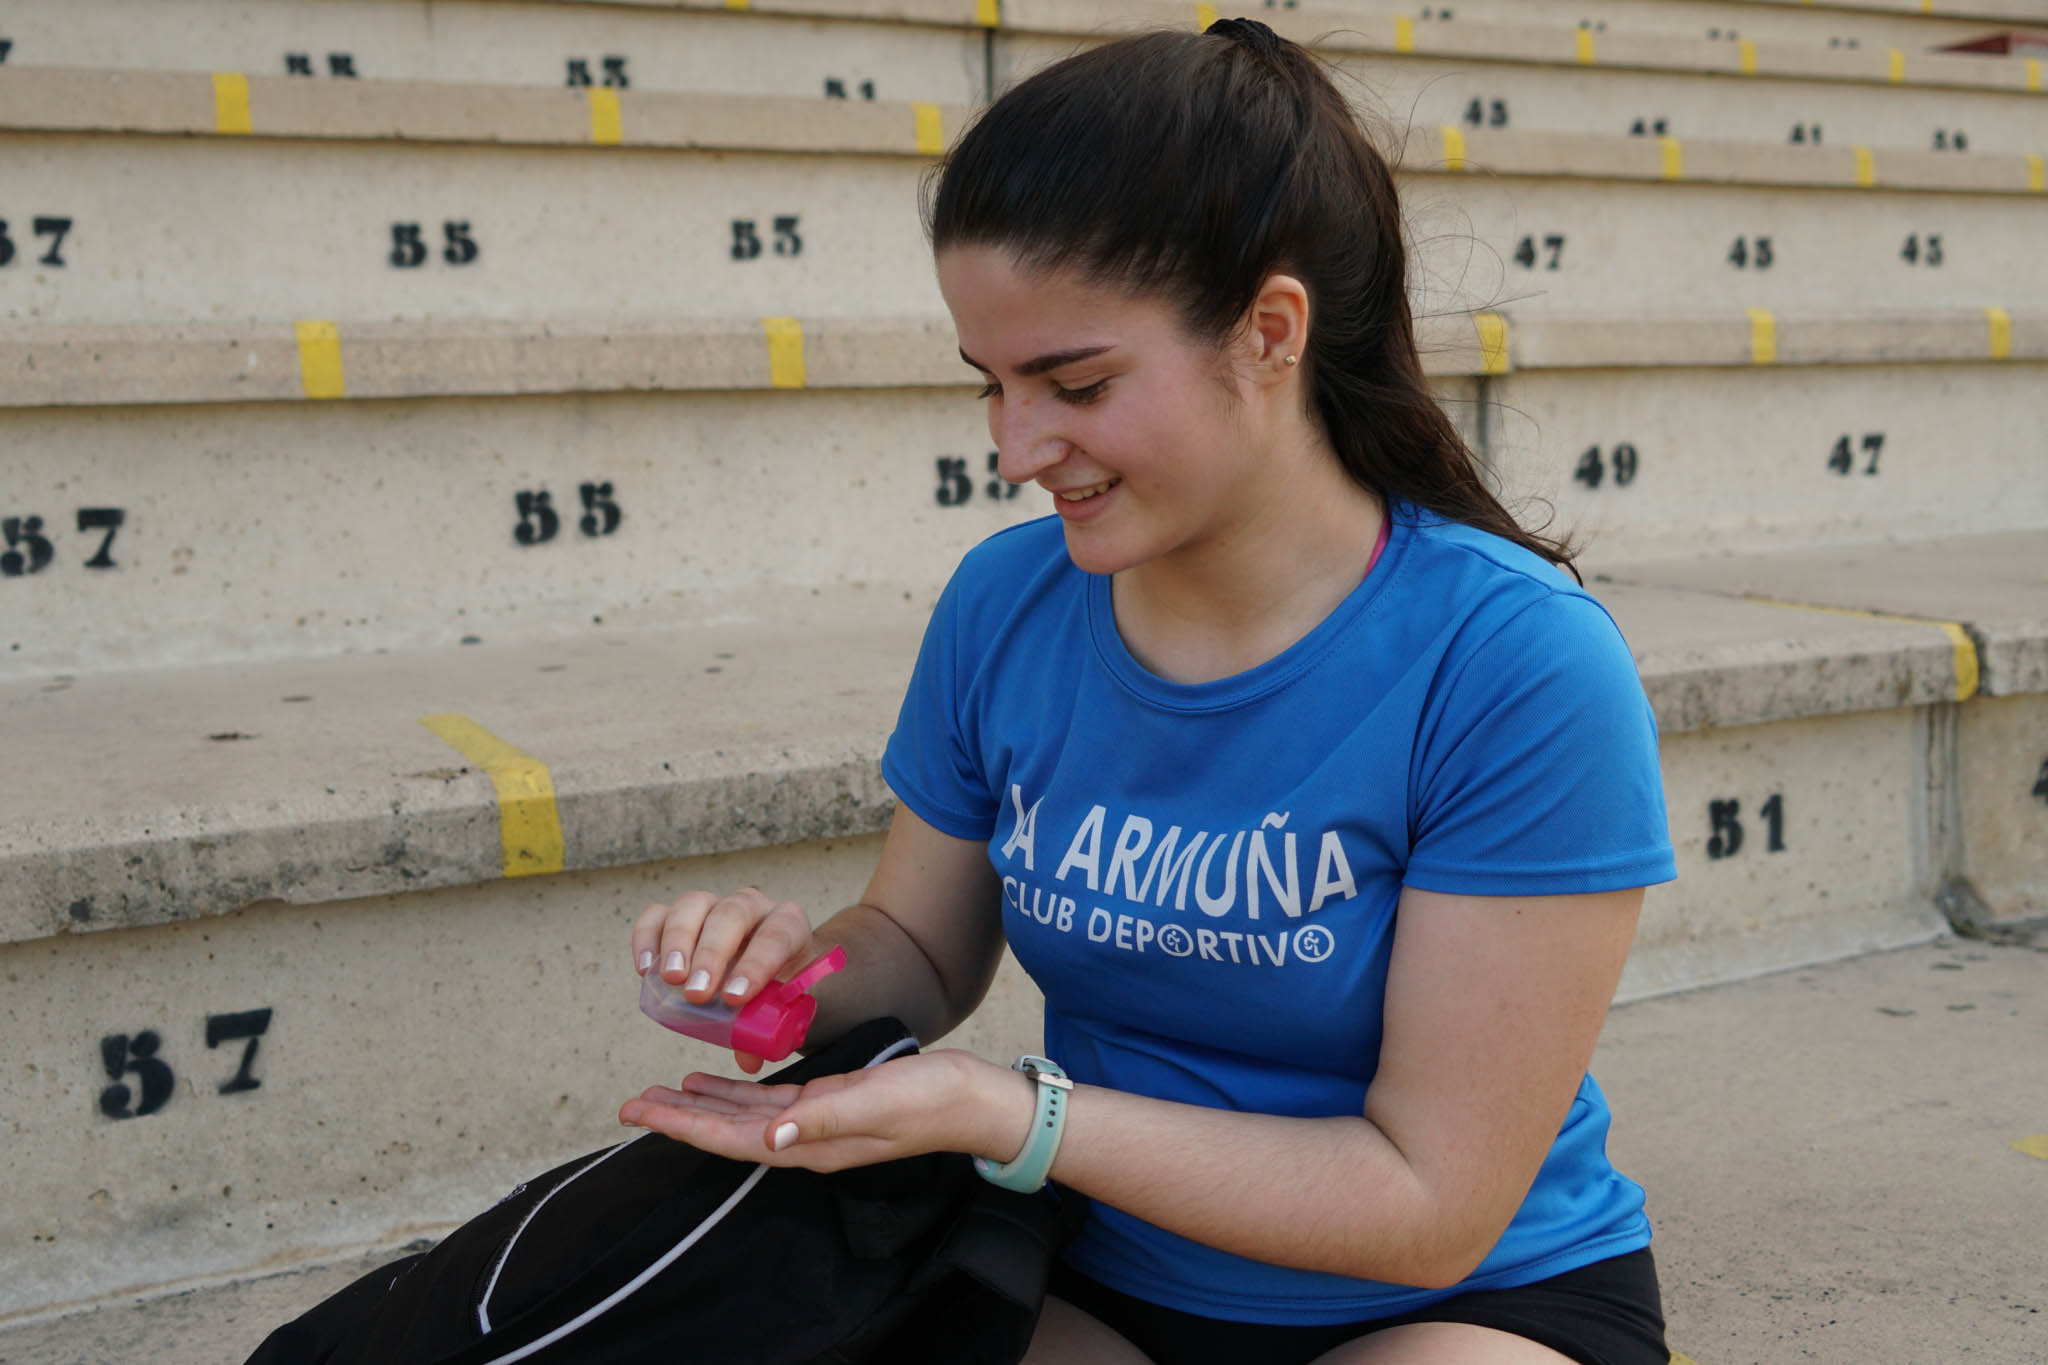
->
[632, 892, 708, 980]
[713, 898, 817, 1007]
[631, 887, 816, 1009]
[620, 1063, 938, 1170]
[676, 1072, 805, 1107]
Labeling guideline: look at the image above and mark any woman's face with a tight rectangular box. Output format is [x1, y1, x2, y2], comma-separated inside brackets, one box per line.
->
[935, 244, 1261, 577]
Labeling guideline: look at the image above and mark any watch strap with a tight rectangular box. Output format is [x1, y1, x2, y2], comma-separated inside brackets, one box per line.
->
[973, 1056, 1071, 1193]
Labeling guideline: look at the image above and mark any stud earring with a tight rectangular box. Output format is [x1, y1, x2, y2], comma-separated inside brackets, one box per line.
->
[1284, 354, 1298, 366]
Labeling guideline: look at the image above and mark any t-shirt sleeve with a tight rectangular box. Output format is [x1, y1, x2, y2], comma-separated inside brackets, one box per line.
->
[879, 566, 1002, 842]
[1404, 590, 1678, 896]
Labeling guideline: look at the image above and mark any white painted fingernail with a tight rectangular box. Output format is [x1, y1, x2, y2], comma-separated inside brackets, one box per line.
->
[773, 1122, 799, 1151]
[664, 950, 684, 975]
[724, 976, 750, 998]
[637, 950, 654, 974]
[685, 970, 710, 992]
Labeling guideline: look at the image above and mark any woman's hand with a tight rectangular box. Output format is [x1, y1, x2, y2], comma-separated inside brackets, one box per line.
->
[618, 1049, 1033, 1171]
[633, 887, 819, 1074]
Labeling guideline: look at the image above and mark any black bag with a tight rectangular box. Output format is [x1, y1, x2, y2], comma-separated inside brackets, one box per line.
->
[248, 1018, 1084, 1364]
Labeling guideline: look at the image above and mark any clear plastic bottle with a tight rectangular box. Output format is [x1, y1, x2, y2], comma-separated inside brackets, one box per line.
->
[639, 946, 847, 1061]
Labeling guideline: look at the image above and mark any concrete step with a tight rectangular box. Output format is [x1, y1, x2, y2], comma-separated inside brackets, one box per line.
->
[1597, 529, 2048, 932]
[1, 307, 2033, 679]
[1328, 51, 2048, 156]
[1315, 0, 2027, 46]
[1005, 17, 2048, 156]
[0, 0, 992, 103]
[4, 0, 2036, 116]
[1, 306, 2036, 678]
[2, 934, 2040, 1363]
[1, 70, 2040, 327]
[1711, 0, 2047, 22]
[0, 379, 1049, 677]
[1487, 357, 2048, 563]
[2, 526, 2040, 1315]
[1005, 0, 2048, 99]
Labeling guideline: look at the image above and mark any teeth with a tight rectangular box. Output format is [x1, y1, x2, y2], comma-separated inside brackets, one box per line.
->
[1060, 479, 1119, 502]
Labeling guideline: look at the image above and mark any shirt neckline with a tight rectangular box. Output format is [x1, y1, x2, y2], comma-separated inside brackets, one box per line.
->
[1085, 499, 1406, 715]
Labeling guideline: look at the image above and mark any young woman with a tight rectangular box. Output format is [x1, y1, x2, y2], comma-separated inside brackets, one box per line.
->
[620, 20, 1677, 1365]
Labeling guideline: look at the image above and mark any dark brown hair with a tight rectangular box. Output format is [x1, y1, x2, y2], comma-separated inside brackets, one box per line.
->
[920, 25, 1582, 584]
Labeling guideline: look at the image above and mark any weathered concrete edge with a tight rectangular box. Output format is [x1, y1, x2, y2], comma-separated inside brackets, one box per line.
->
[1975, 620, 2048, 696]
[1636, 631, 1967, 734]
[1, 759, 898, 947]
[4, 311, 2039, 410]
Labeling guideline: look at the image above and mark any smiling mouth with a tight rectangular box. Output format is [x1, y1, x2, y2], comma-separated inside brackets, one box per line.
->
[1058, 479, 1121, 502]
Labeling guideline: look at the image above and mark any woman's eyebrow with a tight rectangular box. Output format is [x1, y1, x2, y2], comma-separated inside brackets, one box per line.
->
[958, 345, 1113, 378]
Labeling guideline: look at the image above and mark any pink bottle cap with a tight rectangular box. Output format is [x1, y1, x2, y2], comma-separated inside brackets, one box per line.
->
[729, 946, 848, 1061]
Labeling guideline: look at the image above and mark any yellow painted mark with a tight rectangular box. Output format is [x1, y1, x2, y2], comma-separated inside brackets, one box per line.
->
[976, 0, 1000, 27]
[212, 72, 252, 135]
[1441, 124, 1466, 171]
[1742, 600, 1979, 703]
[1475, 312, 1509, 374]
[1747, 307, 1776, 365]
[1889, 48, 1906, 83]
[1671, 1355, 1704, 1365]
[2028, 154, 2045, 193]
[293, 321, 345, 399]
[1920, 0, 1933, 11]
[913, 101, 944, 155]
[1660, 136, 1683, 180]
[417, 715, 566, 878]
[588, 89, 622, 146]
[1394, 15, 1415, 53]
[1576, 29, 1596, 65]
[2027, 58, 2041, 92]
[763, 316, 806, 389]
[1854, 145, 1876, 188]
[1986, 306, 2012, 360]
[1937, 622, 1980, 701]
[1739, 38, 1757, 75]
[1197, 4, 1217, 31]
[2012, 1135, 2048, 1160]
[725, 0, 750, 9]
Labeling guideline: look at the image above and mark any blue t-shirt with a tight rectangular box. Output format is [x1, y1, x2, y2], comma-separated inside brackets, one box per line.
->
[879, 497, 1678, 1324]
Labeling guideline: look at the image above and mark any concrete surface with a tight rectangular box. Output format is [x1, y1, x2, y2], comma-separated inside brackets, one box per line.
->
[1952, 694, 2048, 925]
[1613, 705, 1952, 1000]
[1600, 526, 2048, 697]
[0, 384, 1014, 678]
[0, 617, 926, 942]
[0, 0, 991, 102]
[1492, 363, 2048, 567]
[1599, 933, 2048, 1364]
[3, 933, 2040, 1364]
[6, 119, 2039, 330]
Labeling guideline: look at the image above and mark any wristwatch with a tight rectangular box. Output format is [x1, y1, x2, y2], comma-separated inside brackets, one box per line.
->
[973, 1056, 1072, 1193]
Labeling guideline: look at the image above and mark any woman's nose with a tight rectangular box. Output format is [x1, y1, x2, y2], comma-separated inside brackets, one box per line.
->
[991, 398, 1065, 486]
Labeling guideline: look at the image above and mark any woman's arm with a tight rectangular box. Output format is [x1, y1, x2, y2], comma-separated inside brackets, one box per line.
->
[802, 802, 1009, 1050]
[998, 883, 1646, 1288]
[629, 881, 1645, 1291]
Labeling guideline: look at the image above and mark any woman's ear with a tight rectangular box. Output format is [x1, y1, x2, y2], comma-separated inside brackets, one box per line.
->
[1247, 273, 1312, 381]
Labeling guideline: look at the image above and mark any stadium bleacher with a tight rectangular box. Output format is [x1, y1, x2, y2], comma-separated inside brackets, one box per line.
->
[1, 1, 2042, 1358]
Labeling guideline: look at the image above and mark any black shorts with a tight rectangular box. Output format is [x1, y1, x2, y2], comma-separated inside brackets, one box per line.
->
[1044, 1246, 1667, 1365]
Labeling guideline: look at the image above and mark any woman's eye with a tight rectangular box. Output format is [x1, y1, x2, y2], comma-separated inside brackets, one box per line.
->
[971, 379, 1107, 404]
